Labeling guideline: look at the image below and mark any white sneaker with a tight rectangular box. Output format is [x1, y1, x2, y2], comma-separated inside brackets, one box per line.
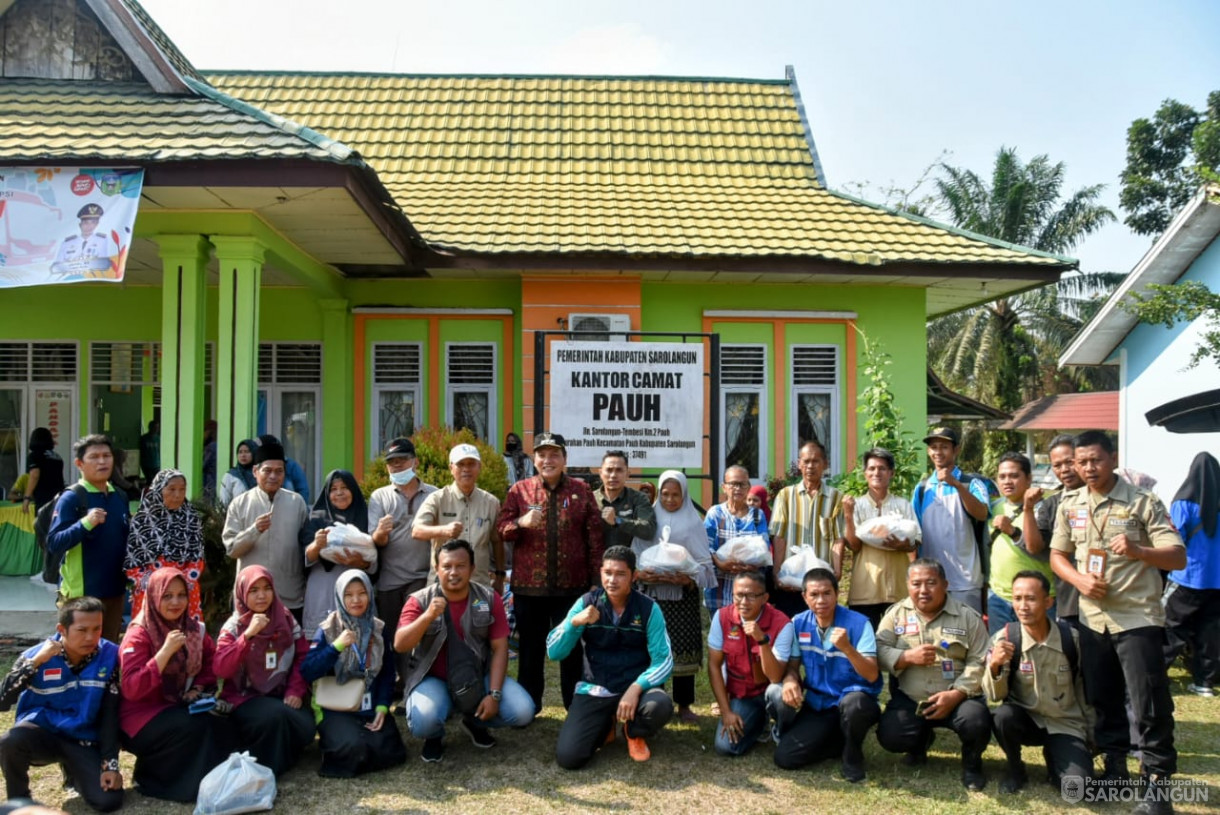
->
[1187, 683, 1215, 697]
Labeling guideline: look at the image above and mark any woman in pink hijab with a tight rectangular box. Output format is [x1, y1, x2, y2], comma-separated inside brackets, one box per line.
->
[747, 485, 772, 525]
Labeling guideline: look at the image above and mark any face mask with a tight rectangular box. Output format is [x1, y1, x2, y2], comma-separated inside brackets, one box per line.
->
[506, 441, 520, 452]
[389, 468, 415, 486]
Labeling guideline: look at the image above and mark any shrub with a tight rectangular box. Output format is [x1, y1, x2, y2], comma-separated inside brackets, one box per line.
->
[361, 427, 510, 501]
[194, 498, 235, 634]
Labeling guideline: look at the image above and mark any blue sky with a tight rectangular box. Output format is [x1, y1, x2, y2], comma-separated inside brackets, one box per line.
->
[142, 0, 1219, 275]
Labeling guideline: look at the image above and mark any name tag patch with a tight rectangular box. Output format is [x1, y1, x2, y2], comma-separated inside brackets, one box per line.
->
[942, 627, 967, 636]
[1019, 660, 1034, 674]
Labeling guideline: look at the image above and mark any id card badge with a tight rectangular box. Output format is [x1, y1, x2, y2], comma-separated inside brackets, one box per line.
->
[940, 659, 955, 680]
[265, 651, 277, 670]
[1086, 547, 1108, 576]
[361, 691, 372, 711]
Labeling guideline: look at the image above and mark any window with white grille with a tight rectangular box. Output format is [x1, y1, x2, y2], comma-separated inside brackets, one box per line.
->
[0, 342, 78, 383]
[446, 343, 496, 442]
[372, 343, 422, 452]
[791, 345, 840, 472]
[259, 343, 322, 384]
[720, 344, 766, 483]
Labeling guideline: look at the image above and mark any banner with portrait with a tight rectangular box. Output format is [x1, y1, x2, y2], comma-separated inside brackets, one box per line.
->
[0, 167, 143, 288]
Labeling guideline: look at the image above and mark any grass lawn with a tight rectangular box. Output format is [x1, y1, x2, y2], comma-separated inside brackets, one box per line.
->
[2, 645, 1217, 814]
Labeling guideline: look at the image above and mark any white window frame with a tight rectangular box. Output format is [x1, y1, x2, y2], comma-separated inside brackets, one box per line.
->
[789, 344, 841, 475]
[719, 343, 768, 485]
[445, 342, 497, 443]
[258, 342, 324, 490]
[0, 341, 80, 484]
[370, 342, 423, 453]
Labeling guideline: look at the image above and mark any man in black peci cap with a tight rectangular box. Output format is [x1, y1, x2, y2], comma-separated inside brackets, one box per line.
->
[54, 203, 111, 266]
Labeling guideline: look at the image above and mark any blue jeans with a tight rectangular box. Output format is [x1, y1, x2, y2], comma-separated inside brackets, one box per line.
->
[987, 590, 1057, 636]
[713, 684, 794, 757]
[405, 675, 535, 739]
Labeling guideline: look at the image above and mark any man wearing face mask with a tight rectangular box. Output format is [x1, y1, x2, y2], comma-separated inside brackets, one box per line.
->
[370, 438, 438, 699]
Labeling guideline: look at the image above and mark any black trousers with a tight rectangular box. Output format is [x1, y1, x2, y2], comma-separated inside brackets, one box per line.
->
[1163, 582, 1220, 686]
[122, 705, 238, 803]
[0, 723, 123, 812]
[555, 688, 673, 770]
[316, 711, 407, 778]
[376, 579, 426, 697]
[1077, 624, 1176, 775]
[773, 691, 880, 770]
[514, 592, 583, 710]
[992, 703, 1091, 782]
[849, 603, 893, 634]
[230, 696, 317, 776]
[672, 675, 695, 707]
[876, 689, 992, 771]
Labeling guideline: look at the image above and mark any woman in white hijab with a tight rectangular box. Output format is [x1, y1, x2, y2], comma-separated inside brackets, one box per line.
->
[632, 470, 714, 723]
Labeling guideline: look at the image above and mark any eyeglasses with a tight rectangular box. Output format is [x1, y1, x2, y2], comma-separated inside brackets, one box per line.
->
[732, 592, 766, 602]
[724, 481, 749, 490]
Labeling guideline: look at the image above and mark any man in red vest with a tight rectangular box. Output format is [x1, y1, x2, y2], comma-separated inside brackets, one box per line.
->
[707, 571, 794, 756]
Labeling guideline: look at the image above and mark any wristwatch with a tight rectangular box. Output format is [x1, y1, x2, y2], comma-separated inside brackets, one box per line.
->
[101, 758, 120, 773]
[489, 689, 503, 701]
[757, 633, 771, 645]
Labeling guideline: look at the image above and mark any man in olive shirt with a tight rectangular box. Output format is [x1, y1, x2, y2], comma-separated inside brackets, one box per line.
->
[592, 450, 656, 551]
[983, 571, 1091, 794]
[876, 558, 991, 791]
[1034, 434, 1085, 625]
[1050, 430, 1184, 813]
[414, 443, 506, 595]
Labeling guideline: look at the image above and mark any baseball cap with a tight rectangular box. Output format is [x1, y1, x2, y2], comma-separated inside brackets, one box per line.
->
[384, 437, 416, 460]
[449, 443, 481, 465]
[533, 432, 566, 452]
[922, 426, 961, 446]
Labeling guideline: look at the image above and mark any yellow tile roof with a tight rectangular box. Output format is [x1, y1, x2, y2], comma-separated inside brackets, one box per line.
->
[206, 72, 1070, 267]
[0, 78, 354, 164]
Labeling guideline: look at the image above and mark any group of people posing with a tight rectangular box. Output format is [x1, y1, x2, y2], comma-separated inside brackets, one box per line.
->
[2, 425, 1214, 815]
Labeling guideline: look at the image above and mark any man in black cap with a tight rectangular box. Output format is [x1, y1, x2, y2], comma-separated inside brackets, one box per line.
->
[222, 438, 312, 620]
[54, 203, 110, 266]
[496, 432, 604, 712]
[369, 437, 438, 698]
[911, 427, 990, 613]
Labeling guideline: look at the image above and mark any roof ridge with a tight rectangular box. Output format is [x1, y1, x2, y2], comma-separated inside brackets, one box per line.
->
[182, 76, 358, 163]
[202, 69, 791, 85]
[826, 185, 1078, 265]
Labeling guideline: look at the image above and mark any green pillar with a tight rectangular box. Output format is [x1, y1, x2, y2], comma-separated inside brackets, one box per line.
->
[156, 235, 210, 497]
[212, 236, 266, 486]
[319, 298, 351, 476]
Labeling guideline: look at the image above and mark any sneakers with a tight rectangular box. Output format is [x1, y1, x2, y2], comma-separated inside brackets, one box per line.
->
[626, 734, 651, 762]
[461, 717, 496, 749]
[421, 737, 444, 763]
[841, 761, 866, 783]
[1187, 683, 1215, 697]
[962, 768, 987, 792]
[1133, 774, 1176, 815]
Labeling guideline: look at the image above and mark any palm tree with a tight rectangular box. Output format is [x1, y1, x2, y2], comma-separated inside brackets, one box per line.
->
[927, 147, 1121, 464]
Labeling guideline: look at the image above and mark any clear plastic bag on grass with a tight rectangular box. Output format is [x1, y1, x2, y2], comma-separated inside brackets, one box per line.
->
[193, 751, 275, 815]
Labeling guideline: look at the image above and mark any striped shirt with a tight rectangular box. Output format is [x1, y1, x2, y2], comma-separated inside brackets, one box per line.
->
[769, 481, 846, 562]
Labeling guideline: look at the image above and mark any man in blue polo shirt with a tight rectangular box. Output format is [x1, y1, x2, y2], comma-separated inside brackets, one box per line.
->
[0, 596, 123, 812]
[47, 435, 131, 643]
[913, 427, 990, 613]
[774, 567, 882, 782]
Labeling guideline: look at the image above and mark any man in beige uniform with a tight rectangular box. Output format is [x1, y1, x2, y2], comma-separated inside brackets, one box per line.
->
[876, 558, 992, 790]
[413, 443, 505, 595]
[984, 571, 1091, 794]
[1050, 430, 1184, 815]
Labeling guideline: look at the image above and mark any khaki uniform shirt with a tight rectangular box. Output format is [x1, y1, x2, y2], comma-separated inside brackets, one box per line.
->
[1050, 479, 1183, 633]
[847, 492, 920, 606]
[982, 623, 1092, 741]
[413, 482, 501, 584]
[770, 482, 845, 563]
[876, 596, 988, 701]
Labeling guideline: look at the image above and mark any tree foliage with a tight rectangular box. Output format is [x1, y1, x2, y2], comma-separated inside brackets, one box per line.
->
[1122, 281, 1220, 370]
[925, 147, 1119, 469]
[1120, 91, 1220, 237]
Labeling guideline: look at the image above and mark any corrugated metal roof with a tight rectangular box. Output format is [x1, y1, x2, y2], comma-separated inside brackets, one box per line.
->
[205, 71, 1072, 265]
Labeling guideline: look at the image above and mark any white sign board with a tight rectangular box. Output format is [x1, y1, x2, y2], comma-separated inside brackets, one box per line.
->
[549, 341, 704, 468]
[0, 167, 144, 288]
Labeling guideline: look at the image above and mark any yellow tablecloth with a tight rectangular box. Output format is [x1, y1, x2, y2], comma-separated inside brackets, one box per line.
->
[0, 501, 42, 576]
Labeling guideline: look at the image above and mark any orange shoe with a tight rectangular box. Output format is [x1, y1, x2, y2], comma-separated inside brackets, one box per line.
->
[626, 735, 651, 762]
[604, 722, 617, 745]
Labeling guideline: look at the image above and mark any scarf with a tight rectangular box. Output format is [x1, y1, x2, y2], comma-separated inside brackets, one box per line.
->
[226, 438, 259, 490]
[632, 470, 714, 600]
[124, 468, 203, 569]
[318, 569, 384, 688]
[1173, 451, 1220, 539]
[221, 565, 301, 696]
[131, 567, 203, 698]
[748, 485, 773, 525]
